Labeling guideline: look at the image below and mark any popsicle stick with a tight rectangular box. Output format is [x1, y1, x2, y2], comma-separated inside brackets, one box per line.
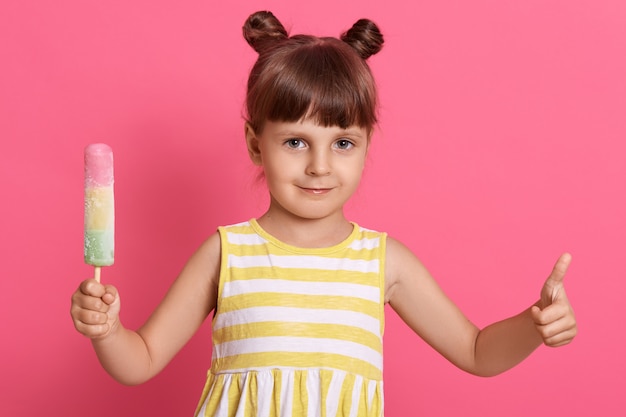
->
[94, 266, 101, 283]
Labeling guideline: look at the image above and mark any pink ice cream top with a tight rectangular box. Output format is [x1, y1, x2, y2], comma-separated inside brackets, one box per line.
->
[84, 143, 114, 187]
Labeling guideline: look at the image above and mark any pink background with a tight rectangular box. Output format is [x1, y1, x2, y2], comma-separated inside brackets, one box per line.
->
[2, 0, 624, 415]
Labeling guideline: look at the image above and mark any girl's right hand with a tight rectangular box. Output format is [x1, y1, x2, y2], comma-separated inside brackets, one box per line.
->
[70, 279, 121, 339]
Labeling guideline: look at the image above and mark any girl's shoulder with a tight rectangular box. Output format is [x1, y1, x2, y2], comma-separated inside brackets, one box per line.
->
[383, 235, 432, 302]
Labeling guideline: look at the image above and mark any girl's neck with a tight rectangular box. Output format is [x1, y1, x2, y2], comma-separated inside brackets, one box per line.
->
[256, 208, 353, 249]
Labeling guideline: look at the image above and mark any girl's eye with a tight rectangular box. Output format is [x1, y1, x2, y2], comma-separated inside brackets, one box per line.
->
[335, 139, 354, 150]
[286, 139, 305, 149]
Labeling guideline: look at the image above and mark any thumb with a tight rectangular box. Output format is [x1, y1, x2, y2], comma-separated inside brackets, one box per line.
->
[541, 252, 572, 308]
[79, 278, 106, 297]
[101, 284, 119, 306]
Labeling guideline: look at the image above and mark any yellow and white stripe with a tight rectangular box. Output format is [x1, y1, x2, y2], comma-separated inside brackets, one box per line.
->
[195, 219, 386, 417]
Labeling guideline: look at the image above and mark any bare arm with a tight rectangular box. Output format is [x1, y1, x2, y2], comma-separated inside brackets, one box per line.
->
[385, 237, 576, 377]
[71, 232, 221, 385]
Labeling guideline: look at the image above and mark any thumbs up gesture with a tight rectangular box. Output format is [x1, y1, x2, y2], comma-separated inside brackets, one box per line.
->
[531, 253, 578, 347]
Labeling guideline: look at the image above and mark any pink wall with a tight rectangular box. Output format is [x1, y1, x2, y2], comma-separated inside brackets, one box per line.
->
[2, 0, 624, 415]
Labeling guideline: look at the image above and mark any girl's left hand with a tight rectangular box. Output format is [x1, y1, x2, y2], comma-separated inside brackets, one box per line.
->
[531, 253, 578, 347]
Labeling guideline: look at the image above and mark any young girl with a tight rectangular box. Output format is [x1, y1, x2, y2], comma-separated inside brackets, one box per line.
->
[70, 10, 577, 417]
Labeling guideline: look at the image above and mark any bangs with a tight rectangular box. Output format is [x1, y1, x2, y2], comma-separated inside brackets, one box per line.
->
[248, 37, 378, 132]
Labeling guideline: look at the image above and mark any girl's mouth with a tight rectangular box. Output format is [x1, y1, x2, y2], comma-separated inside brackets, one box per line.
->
[300, 187, 332, 195]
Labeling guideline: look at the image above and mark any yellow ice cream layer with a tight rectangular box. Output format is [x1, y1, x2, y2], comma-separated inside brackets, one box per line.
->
[84, 186, 114, 230]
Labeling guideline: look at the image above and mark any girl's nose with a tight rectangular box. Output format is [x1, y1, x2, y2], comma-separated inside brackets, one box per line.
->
[307, 150, 331, 176]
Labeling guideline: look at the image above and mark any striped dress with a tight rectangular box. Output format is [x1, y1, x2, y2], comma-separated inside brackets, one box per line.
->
[195, 219, 387, 417]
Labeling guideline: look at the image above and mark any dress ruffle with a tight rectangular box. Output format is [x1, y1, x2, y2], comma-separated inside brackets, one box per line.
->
[195, 368, 383, 417]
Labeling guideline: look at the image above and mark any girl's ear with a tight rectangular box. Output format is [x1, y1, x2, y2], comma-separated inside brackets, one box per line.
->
[245, 123, 263, 165]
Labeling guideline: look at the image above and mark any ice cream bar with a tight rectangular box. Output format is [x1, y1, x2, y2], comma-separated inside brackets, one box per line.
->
[84, 144, 114, 277]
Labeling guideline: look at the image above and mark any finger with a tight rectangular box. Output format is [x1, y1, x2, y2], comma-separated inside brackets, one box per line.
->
[540, 325, 578, 347]
[71, 290, 110, 312]
[531, 303, 566, 326]
[532, 309, 578, 345]
[101, 285, 118, 305]
[547, 253, 572, 285]
[541, 253, 572, 307]
[79, 278, 106, 297]
[73, 307, 110, 326]
[73, 319, 111, 339]
[70, 301, 111, 338]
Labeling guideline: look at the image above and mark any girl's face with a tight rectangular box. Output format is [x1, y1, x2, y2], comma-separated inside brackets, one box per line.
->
[246, 118, 369, 223]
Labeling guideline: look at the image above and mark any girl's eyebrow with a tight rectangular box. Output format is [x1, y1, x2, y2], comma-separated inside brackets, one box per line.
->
[270, 124, 306, 136]
[272, 125, 366, 139]
[273, 130, 306, 139]
[341, 128, 366, 137]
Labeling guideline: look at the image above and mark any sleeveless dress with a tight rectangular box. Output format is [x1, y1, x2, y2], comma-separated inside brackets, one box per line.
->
[194, 219, 387, 417]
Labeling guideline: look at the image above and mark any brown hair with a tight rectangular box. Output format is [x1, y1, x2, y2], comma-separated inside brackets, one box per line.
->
[242, 11, 384, 134]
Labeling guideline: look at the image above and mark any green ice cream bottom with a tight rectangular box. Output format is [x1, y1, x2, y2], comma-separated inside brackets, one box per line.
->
[84, 229, 114, 266]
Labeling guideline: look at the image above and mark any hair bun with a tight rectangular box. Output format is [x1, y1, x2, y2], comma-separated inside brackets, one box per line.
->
[340, 19, 384, 59]
[243, 11, 289, 54]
